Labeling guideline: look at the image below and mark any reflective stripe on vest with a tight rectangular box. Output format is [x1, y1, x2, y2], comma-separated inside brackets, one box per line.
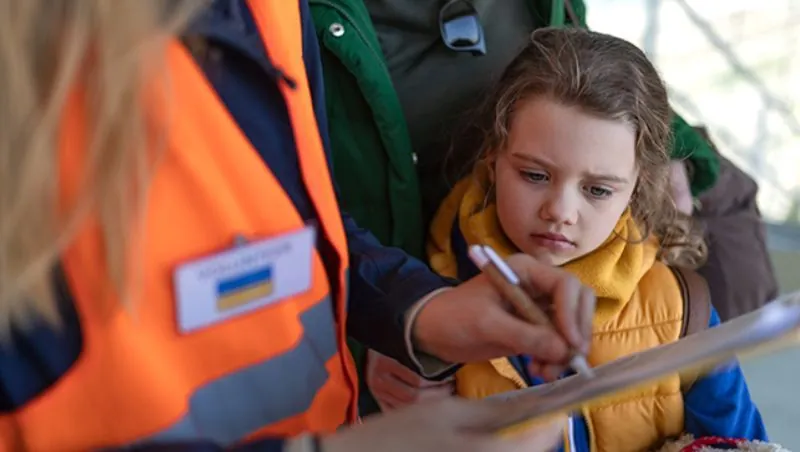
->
[138, 299, 338, 446]
[1, 1, 358, 450]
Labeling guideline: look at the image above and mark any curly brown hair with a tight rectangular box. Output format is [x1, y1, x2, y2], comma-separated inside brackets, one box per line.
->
[448, 27, 706, 268]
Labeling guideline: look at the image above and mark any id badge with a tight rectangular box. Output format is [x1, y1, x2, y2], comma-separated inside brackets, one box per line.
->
[173, 226, 316, 333]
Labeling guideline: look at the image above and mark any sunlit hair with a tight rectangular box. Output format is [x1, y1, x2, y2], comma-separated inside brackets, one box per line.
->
[0, 0, 207, 337]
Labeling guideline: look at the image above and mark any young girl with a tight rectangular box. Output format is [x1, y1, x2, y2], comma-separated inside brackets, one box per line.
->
[428, 27, 767, 452]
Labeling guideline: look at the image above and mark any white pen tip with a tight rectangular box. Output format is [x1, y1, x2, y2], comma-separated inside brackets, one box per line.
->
[571, 355, 595, 378]
[468, 245, 490, 269]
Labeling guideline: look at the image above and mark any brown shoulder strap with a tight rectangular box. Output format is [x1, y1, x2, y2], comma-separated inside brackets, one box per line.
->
[670, 266, 712, 391]
[670, 266, 712, 338]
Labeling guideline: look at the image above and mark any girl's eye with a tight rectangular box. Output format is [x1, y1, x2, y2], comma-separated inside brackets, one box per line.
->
[521, 170, 549, 183]
[586, 185, 613, 199]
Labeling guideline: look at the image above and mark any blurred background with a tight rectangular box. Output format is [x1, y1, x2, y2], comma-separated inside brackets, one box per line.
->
[587, 0, 800, 447]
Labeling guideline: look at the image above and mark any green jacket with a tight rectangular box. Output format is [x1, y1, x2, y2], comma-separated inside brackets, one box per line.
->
[309, 0, 719, 415]
[311, 0, 718, 256]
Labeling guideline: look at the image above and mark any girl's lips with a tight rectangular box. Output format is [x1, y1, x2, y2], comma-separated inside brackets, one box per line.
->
[530, 233, 576, 252]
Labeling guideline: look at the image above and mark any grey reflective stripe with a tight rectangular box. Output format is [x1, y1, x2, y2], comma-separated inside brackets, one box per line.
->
[136, 297, 341, 447]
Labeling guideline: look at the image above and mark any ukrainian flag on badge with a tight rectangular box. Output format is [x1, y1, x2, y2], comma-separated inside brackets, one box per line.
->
[216, 266, 274, 312]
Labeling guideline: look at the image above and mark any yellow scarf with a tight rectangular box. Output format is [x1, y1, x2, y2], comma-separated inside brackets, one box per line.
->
[427, 164, 659, 325]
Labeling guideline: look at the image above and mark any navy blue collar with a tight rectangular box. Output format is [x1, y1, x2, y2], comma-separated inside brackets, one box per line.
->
[186, 0, 295, 88]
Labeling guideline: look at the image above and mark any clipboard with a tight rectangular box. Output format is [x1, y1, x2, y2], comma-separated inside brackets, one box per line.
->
[483, 290, 800, 433]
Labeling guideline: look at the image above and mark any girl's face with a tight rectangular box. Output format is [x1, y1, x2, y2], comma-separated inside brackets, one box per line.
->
[493, 98, 638, 266]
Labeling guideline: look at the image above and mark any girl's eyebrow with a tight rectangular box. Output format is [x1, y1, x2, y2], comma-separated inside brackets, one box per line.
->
[510, 152, 553, 168]
[510, 152, 630, 184]
[584, 173, 630, 185]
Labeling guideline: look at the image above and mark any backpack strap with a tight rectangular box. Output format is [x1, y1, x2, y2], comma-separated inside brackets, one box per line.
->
[669, 266, 712, 391]
[670, 266, 712, 338]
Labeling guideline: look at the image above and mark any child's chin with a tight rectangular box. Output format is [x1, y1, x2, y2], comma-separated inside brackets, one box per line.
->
[526, 250, 576, 267]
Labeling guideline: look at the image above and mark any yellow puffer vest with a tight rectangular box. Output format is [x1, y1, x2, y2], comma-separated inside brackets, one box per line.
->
[428, 171, 693, 452]
[580, 263, 685, 452]
[456, 262, 686, 452]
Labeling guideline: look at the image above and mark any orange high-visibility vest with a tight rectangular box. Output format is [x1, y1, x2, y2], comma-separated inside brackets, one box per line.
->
[0, 1, 358, 449]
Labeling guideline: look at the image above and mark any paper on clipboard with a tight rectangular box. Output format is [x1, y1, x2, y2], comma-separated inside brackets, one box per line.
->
[483, 290, 800, 433]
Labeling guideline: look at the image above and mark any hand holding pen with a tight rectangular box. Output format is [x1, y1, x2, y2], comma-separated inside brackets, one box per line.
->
[412, 249, 596, 380]
[469, 244, 595, 379]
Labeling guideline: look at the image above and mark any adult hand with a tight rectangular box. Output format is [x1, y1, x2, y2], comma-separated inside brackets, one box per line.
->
[366, 349, 453, 411]
[322, 398, 566, 452]
[413, 253, 595, 380]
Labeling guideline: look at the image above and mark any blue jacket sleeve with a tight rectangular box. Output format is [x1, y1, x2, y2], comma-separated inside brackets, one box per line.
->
[683, 307, 768, 440]
[340, 215, 454, 366]
[299, 0, 453, 367]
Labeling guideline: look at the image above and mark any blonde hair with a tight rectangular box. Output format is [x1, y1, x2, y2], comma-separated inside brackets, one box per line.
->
[0, 0, 206, 337]
[450, 27, 707, 268]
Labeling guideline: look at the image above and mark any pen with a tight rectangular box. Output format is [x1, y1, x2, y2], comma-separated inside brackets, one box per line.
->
[468, 244, 594, 378]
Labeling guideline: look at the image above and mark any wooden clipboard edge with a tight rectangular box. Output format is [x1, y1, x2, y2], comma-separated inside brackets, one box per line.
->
[481, 311, 800, 434]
